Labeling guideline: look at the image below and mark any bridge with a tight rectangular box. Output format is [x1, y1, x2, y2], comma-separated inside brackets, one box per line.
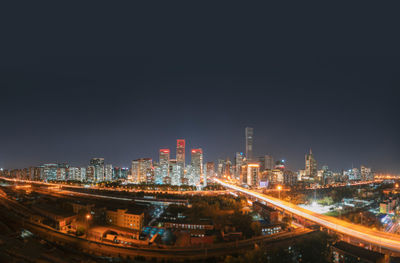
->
[214, 178, 400, 255]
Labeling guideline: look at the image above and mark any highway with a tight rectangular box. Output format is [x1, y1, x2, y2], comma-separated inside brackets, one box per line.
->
[215, 178, 400, 253]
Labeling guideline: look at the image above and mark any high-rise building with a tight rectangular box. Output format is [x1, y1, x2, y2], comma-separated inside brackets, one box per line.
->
[245, 127, 254, 161]
[68, 167, 79, 181]
[80, 167, 86, 181]
[361, 165, 373, 181]
[86, 166, 95, 182]
[105, 164, 113, 181]
[206, 162, 215, 179]
[169, 159, 183, 186]
[159, 149, 170, 184]
[235, 152, 244, 180]
[265, 155, 274, 170]
[217, 159, 225, 178]
[40, 163, 58, 181]
[90, 158, 105, 182]
[176, 139, 185, 167]
[241, 163, 260, 186]
[131, 158, 153, 184]
[176, 139, 185, 184]
[305, 149, 317, 180]
[190, 149, 203, 186]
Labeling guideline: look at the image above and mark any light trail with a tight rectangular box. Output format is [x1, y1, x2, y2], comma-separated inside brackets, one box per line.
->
[214, 178, 400, 253]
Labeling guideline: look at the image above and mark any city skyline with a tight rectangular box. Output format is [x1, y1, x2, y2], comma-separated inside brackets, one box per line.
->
[1, 2, 399, 174]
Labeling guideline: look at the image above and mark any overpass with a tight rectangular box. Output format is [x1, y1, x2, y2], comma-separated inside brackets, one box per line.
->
[215, 178, 400, 254]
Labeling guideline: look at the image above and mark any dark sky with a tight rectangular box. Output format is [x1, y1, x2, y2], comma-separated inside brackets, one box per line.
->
[1, 2, 399, 173]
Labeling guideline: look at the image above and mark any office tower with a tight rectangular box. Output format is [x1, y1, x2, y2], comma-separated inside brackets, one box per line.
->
[217, 159, 226, 178]
[245, 127, 254, 161]
[90, 158, 105, 182]
[206, 162, 215, 179]
[105, 164, 113, 181]
[265, 155, 274, 170]
[159, 149, 170, 184]
[176, 139, 185, 184]
[153, 163, 162, 184]
[176, 139, 185, 167]
[190, 149, 203, 186]
[120, 168, 128, 180]
[241, 163, 260, 186]
[169, 159, 182, 186]
[235, 153, 244, 179]
[305, 149, 317, 179]
[225, 158, 232, 177]
[113, 167, 128, 180]
[131, 158, 153, 184]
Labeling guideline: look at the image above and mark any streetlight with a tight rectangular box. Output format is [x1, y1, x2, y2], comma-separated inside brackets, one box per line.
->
[277, 185, 282, 199]
[85, 214, 91, 238]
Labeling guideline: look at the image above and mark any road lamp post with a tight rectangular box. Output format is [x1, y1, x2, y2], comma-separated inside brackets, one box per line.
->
[86, 214, 91, 238]
[277, 185, 282, 199]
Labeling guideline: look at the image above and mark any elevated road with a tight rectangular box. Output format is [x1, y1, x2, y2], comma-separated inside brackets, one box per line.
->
[215, 178, 400, 253]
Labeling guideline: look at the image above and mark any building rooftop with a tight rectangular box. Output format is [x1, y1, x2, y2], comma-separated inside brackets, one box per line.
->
[332, 241, 384, 262]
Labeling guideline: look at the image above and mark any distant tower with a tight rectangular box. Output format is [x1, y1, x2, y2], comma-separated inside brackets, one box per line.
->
[176, 139, 185, 167]
[159, 149, 170, 184]
[305, 149, 317, 179]
[190, 149, 203, 186]
[245, 127, 254, 161]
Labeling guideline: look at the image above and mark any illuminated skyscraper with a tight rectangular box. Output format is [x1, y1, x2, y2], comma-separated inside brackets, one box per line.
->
[305, 149, 317, 180]
[176, 139, 185, 167]
[159, 149, 170, 184]
[241, 163, 260, 186]
[235, 152, 244, 180]
[190, 149, 203, 186]
[131, 158, 153, 184]
[176, 139, 185, 184]
[245, 127, 254, 161]
[169, 159, 182, 186]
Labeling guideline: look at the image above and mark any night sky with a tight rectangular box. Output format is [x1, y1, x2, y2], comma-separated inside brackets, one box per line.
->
[1, 2, 399, 173]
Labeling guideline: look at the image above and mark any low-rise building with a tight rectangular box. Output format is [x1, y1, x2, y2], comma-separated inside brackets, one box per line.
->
[106, 208, 145, 231]
[332, 241, 386, 263]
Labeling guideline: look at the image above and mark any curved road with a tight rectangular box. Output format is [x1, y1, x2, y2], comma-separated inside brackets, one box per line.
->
[215, 178, 400, 253]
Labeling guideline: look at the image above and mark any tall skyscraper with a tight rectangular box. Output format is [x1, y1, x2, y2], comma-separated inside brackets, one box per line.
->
[190, 149, 203, 186]
[305, 149, 317, 180]
[159, 149, 170, 184]
[169, 159, 182, 186]
[176, 139, 185, 167]
[176, 139, 185, 184]
[235, 152, 244, 180]
[245, 127, 254, 161]
[131, 158, 153, 184]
